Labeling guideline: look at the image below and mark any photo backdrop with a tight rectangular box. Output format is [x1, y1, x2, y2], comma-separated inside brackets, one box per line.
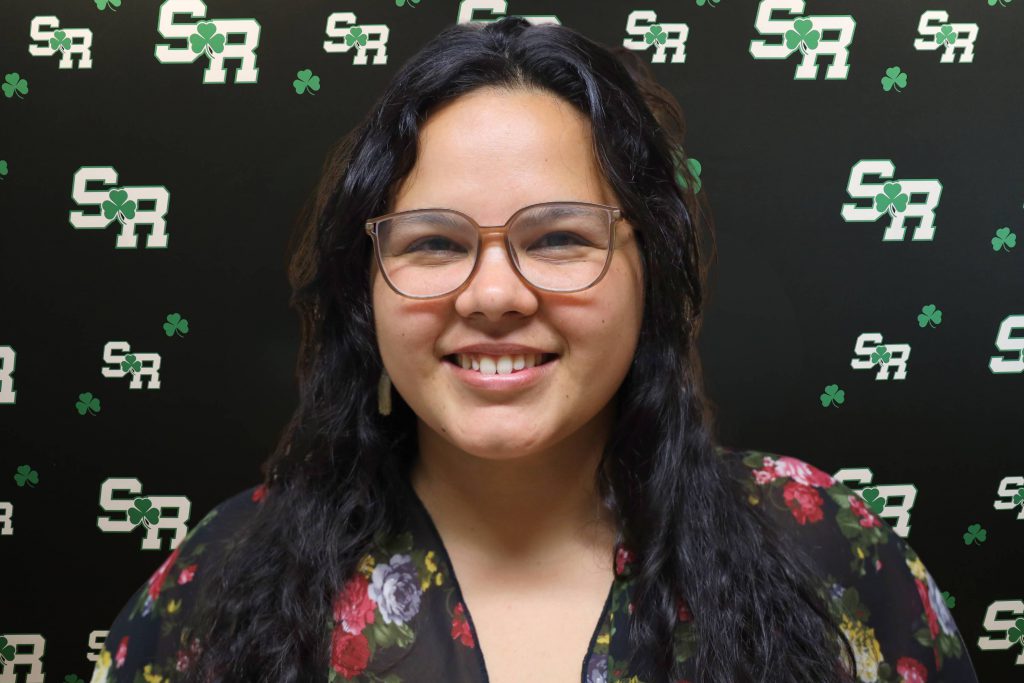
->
[1, 0, 1021, 681]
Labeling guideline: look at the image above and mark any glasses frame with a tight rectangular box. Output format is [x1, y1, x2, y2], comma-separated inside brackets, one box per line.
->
[365, 200, 629, 300]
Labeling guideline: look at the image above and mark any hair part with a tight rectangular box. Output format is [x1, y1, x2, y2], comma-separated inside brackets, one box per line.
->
[182, 17, 857, 683]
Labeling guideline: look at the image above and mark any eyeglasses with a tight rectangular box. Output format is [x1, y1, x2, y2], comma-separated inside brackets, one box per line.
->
[365, 200, 629, 299]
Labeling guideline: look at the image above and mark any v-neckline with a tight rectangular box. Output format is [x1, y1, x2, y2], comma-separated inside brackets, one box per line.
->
[404, 478, 619, 683]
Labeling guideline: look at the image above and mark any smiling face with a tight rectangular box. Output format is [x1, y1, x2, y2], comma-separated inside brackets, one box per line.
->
[371, 86, 644, 463]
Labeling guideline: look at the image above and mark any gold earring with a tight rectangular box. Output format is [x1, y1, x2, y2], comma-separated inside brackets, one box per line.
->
[378, 368, 392, 416]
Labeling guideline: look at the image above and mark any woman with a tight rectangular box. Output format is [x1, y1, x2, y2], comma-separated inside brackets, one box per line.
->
[92, 16, 979, 683]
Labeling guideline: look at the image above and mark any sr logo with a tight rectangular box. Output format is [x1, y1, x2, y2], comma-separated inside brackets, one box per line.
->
[850, 332, 910, 380]
[28, 16, 93, 69]
[96, 478, 192, 551]
[623, 11, 689, 64]
[154, 0, 261, 84]
[101, 341, 163, 390]
[841, 160, 943, 242]
[749, 0, 855, 80]
[323, 13, 390, 65]
[913, 10, 979, 64]
[68, 167, 171, 249]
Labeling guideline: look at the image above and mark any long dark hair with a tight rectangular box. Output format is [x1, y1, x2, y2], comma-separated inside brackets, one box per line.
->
[182, 17, 857, 683]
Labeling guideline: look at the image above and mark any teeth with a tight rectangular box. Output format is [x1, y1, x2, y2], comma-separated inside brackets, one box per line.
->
[455, 353, 548, 375]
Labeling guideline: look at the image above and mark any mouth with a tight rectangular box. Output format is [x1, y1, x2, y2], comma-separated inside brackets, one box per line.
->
[442, 353, 559, 371]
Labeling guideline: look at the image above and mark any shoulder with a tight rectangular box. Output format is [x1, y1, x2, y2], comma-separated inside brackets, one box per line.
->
[90, 483, 268, 682]
[718, 446, 979, 682]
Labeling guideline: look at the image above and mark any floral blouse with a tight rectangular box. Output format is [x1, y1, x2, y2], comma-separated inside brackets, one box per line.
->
[90, 447, 980, 683]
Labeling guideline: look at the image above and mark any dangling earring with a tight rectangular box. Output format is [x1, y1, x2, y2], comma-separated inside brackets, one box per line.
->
[378, 367, 392, 416]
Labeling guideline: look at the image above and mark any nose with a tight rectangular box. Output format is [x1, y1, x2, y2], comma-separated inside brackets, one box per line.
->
[453, 233, 539, 317]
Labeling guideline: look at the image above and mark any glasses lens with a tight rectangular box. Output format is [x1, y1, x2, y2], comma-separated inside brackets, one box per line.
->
[375, 204, 612, 297]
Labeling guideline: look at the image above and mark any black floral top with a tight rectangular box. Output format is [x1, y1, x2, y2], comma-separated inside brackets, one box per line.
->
[91, 447, 980, 683]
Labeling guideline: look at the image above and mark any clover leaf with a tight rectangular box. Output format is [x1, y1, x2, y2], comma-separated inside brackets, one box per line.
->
[0, 637, 16, 663]
[820, 384, 845, 407]
[917, 304, 942, 328]
[674, 150, 702, 194]
[2, 73, 28, 99]
[95, 0, 122, 10]
[76, 391, 101, 415]
[934, 24, 958, 45]
[128, 497, 161, 528]
[988, 0, 1013, 5]
[873, 181, 909, 216]
[396, 0, 421, 6]
[102, 188, 137, 222]
[992, 226, 1016, 252]
[1013, 487, 1024, 507]
[0, 159, 7, 179]
[785, 17, 820, 55]
[696, 0, 721, 6]
[1007, 618, 1024, 645]
[941, 591, 956, 609]
[14, 464, 39, 488]
[859, 487, 886, 515]
[870, 345, 891, 365]
[121, 353, 142, 374]
[49, 30, 72, 52]
[881, 66, 907, 93]
[189, 21, 226, 58]
[346, 26, 368, 47]
[293, 69, 320, 95]
[645, 25, 667, 45]
[962, 523, 986, 545]
[164, 312, 190, 337]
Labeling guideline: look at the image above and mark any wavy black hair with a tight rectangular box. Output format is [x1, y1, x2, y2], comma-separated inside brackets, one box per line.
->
[182, 16, 857, 683]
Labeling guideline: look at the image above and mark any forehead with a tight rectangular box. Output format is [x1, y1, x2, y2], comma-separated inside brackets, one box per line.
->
[389, 87, 618, 226]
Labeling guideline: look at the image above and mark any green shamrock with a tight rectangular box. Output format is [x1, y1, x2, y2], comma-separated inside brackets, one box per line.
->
[102, 188, 137, 222]
[121, 353, 142, 374]
[0, 636, 16, 663]
[645, 25, 668, 45]
[64, 676, 85, 683]
[128, 497, 161, 528]
[2, 72, 29, 99]
[1008, 618, 1024, 644]
[696, 0, 721, 6]
[874, 181, 909, 216]
[962, 523, 986, 546]
[75, 391, 101, 415]
[164, 312, 190, 337]
[934, 24, 958, 45]
[859, 487, 886, 515]
[95, 0, 122, 10]
[785, 18, 820, 54]
[917, 304, 942, 328]
[0, 159, 7, 179]
[1013, 487, 1023, 507]
[988, 0, 1013, 5]
[14, 464, 39, 488]
[49, 30, 72, 52]
[346, 27, 369, 47]
[395, 0, 421, 6]
[674, 153, 702, 194]
[819, 384, 845, 407]
[941, 591, 956, 609]
[189, 21, 226, 57]
[870, 345, 891, 365]
[880, 66, 907, 93]
[992, 226, 1016, 252]
[293, 69, 320, 95]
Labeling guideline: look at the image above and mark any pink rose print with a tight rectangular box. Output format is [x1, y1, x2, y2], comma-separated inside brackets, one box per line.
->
[330, 629, 371, 679]
[767, 456, 835, 488]
[176, 637, 202, 672]
[115, 635, 129, 668]
[178, 563, 197, 585]
[782, 481, 825, 525]
[332, 572, 377, 635]
[615, 543, 637, 577]
[896, 656, 928, 683]
[451, 602, 475, 647]
[848, 495, 883, 528]
[147, 545, 182, 602]
[915, 577, 940, 640]
[252, 484, 267, 503]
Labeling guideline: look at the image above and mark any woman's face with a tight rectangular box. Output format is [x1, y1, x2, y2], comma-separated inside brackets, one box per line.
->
[371, 87, 644, 462]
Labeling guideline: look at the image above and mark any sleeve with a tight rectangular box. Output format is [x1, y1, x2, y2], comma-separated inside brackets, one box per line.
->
[733, 449, 980, 683]
[89, 484, 265, 683]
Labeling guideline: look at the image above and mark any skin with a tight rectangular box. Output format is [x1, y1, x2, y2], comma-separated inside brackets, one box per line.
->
[370, 86, 645, 576]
